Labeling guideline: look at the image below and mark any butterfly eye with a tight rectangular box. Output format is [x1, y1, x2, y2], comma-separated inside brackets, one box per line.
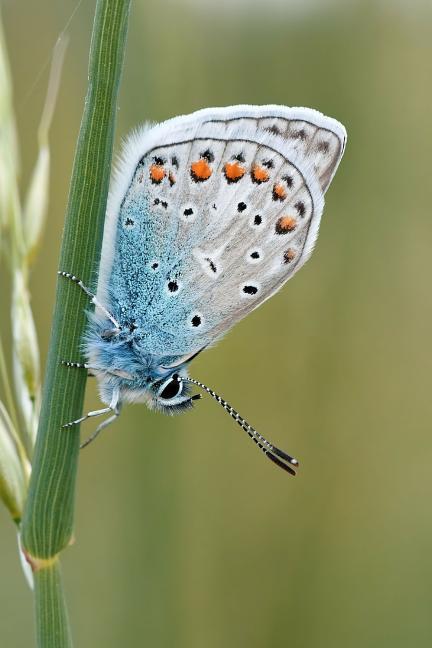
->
[158, 376, 182, 400]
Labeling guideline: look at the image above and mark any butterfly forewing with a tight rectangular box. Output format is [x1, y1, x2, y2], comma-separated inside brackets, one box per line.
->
[201, 110, 345, 191]
[99, 106, 346, 356]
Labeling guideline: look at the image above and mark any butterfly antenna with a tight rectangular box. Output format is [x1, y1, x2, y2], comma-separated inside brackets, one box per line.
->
[182, 376, 299, 476]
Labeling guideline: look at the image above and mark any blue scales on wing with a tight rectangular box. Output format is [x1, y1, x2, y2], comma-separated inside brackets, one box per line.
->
[97, 106, 346, 358]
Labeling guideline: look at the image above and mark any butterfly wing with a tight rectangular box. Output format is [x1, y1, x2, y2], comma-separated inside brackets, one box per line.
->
[97, 105, 346, 357]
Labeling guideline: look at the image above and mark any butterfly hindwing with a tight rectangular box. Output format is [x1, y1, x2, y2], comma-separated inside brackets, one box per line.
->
[98, 106, 346, 356]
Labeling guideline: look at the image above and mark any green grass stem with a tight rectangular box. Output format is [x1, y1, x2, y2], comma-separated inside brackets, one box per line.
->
[33, 561, 73, 648]
[20, 1, 131, 645]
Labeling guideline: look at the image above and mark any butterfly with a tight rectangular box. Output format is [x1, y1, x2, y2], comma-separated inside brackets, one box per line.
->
[60, 105, 346, 476]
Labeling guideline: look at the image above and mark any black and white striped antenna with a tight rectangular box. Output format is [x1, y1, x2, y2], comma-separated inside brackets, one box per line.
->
[176, 375, 299, 476]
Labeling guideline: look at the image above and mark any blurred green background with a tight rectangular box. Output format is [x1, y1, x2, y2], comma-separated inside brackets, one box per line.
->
[1, 0, 432, 646]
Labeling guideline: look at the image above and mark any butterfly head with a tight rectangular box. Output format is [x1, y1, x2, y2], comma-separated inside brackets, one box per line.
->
[95, 364, 200, 413]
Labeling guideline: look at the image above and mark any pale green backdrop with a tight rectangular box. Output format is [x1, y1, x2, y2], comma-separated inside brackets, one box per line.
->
[1, 1, 432, 646]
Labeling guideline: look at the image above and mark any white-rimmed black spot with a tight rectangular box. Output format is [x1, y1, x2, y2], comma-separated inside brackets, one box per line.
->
[243, 285, 258, 295]
[268, 124, 281, 135]
[238, 202, 247, 213]
[205, 257, 217, 274]
[282, 174, 294, 188]
[295, 201, 306, 217]
[317, 140, 330, 153]
[191, 315, 201, 327]
[201, 149, 215, 162]
[168, 281, 179, 293]
[184, 207, 193, 217]
[154, 197, 168, 209]
[292, 129, 307, 141]
[151, 262, 159, 271]
[250, 251, 260, 260]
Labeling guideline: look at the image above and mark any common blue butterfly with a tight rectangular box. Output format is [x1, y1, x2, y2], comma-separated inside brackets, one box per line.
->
[60, 105, 346, 475]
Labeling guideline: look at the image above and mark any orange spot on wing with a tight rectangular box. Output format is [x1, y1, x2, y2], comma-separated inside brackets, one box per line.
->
[251, 165, 270, 183]
[223, 161, 246, 183]
[283, 248, 296, 264]
[149, 164, 165, 183]
[191, 158, 212, 181]
[272, 183, 287, 201]
[276, 216, 297, 234]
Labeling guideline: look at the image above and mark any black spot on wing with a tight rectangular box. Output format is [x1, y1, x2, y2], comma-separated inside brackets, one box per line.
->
[243, 285, 258, 295]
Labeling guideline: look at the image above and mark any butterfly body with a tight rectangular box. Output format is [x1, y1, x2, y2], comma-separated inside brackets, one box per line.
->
[63, 105, 346, 470]
[84, 310, 193, 412]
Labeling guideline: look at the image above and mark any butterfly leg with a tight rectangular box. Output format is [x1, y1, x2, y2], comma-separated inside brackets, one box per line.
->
[80, 407, 120, 449]
[62, 406, 113, 429]
[61, 360, 97, 377]
[61, 361, 90, 369]
[61, 360, 133, 381]
[62, 388, 120, 429]
[58, 271, 121, 332]
[62, 397, 120, 447]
